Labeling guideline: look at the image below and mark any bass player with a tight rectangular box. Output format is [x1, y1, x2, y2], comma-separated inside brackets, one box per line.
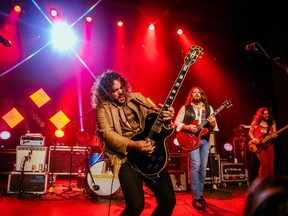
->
[248, 107, 277, 178]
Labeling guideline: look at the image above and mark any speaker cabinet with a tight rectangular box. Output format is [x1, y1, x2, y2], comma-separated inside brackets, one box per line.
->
[0, 148, 16, 174]
[205, 154, 221, 184]
[16, 146, 48, 172]
[167, 153, 188, 172]
[48, 146, 87, 175]
[7, 171, 48, 194]
[169, 171, 187, 192]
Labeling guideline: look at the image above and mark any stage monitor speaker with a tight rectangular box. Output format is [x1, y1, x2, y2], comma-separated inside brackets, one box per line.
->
[7, 171, 48, 194]
[48, 146, 87, 175]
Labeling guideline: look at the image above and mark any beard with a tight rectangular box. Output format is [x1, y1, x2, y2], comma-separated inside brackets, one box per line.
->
[192, 96, 201, 103]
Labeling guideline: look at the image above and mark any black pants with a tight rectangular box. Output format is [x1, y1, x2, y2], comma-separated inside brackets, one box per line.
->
[119, 161, 176, 216]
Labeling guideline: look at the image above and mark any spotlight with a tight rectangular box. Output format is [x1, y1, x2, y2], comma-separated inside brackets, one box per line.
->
[50, 9, 58, 17]
[51, 21, 77, 51]
[0, 131, 11, 140]
[223, 142, 234, 162]
[86, 16, 93, 22]
[117, 21, 123, 27]
[14, 5, 22, 13]
[149, 24, 154, 31]
[177, 29, 183, 35]
[55, 129, 64, 138]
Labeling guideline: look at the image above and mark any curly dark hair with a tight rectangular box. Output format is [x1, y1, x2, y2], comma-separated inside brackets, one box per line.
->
[252, 107, 275, 126]
[185, 86, 208, 106]
[91, 70, 131, 108]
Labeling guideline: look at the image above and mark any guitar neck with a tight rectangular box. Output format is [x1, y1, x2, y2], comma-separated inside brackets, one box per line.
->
[197, 104, 227, 129]
[262, 124, 288, 143]
[151, 46, 203, 134]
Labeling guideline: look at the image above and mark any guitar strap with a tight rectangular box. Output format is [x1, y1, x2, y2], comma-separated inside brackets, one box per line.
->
[130, 98, 158, 111]
[183, 104, 211, 141]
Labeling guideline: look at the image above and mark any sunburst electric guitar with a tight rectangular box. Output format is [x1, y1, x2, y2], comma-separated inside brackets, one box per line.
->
[176, 100, 232, 151]
[127, 45, 203, 176]
[248, 124, 288, 154]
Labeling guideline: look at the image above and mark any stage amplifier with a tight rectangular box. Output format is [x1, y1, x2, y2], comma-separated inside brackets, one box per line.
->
[20, 133, 45, 146]
[16, 145, 48, 172]
[7, 171, 48, 194]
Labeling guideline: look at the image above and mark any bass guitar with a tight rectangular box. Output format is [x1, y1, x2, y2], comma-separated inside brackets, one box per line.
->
[176, 100, 232, 151]
[127, 45, 203, 176]
[248, 124, 288, 154]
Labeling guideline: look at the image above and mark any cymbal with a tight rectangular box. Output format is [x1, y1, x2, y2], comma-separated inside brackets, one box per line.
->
[76, 131, 99, 146]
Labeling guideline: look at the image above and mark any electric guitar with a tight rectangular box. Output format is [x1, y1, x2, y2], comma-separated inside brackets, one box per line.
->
[248, 124, 288, 154]
[176, 100, 232, 151]
[127, 45, 203, 176]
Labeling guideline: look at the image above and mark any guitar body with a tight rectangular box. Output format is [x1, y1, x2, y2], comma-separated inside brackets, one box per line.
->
[126, 45, 204, 176]
[127, 112, 174, 176]
[176, 100, 232, 151]
[176, 120, 209, 151]
[248, 139, 270, 154]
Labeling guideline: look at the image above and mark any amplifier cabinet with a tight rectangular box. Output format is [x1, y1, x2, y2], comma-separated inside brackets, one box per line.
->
[205, 154, 221, 184]
[7, 171, 48, 194]
[0, 148, 16, 174]
[48, 146, 87, 175]
[221, 163, 249, 184]
[167, 153, 189, 173]
[16, 146, 48, 172]
[169, 171, 187, 192]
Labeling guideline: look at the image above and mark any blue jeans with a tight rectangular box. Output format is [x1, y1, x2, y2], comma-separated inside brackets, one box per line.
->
[189, 139, 210, 199]
[119, 161, 176, 216]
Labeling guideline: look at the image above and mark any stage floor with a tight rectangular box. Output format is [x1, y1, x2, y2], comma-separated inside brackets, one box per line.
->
[0, 173, 249, 216]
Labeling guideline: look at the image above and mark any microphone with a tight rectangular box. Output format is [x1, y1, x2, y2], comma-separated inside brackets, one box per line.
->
[0, 35, 12, 47]
[245, 42, 256, 51]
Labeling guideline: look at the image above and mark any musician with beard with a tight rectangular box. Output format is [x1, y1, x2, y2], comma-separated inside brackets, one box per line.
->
[248, 107, 277, 178]
[174, 86, 219, 210]
[91, 70, 176, 216]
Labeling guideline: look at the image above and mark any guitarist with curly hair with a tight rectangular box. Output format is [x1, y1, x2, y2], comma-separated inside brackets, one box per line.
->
[248, 107, 278, 178]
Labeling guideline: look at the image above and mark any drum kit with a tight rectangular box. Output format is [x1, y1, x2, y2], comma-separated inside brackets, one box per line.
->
[75, 131, 120, 197]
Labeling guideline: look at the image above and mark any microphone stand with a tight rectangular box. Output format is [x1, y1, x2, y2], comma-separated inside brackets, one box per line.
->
[60, 108, 94, 194]
[247, 42, 288, 75]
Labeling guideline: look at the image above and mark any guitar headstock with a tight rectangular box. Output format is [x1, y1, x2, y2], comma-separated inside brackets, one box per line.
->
[184, 45, 203, 67]
[223, 100, 233, 108]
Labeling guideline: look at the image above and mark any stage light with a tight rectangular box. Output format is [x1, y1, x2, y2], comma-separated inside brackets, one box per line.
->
[0, 131, 11, 140]
[86, 16, 92, 22]
[117, 21, 123, 27]
[14, 5, 21, 13]
[149, 24, 155, 31]
[55, 129, 64, 138]
[50, 9, 58, 17]
[51, 22, 77, 51]
[173, 138, 179, 146]
[223, 142, 234, 162]
[177, 29, 183, 35]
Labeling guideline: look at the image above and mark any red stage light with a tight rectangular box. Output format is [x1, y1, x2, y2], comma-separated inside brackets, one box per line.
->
[177, 29, 183, 35]
[86, 16, 93, 22]
[117, 21, 123, 27]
